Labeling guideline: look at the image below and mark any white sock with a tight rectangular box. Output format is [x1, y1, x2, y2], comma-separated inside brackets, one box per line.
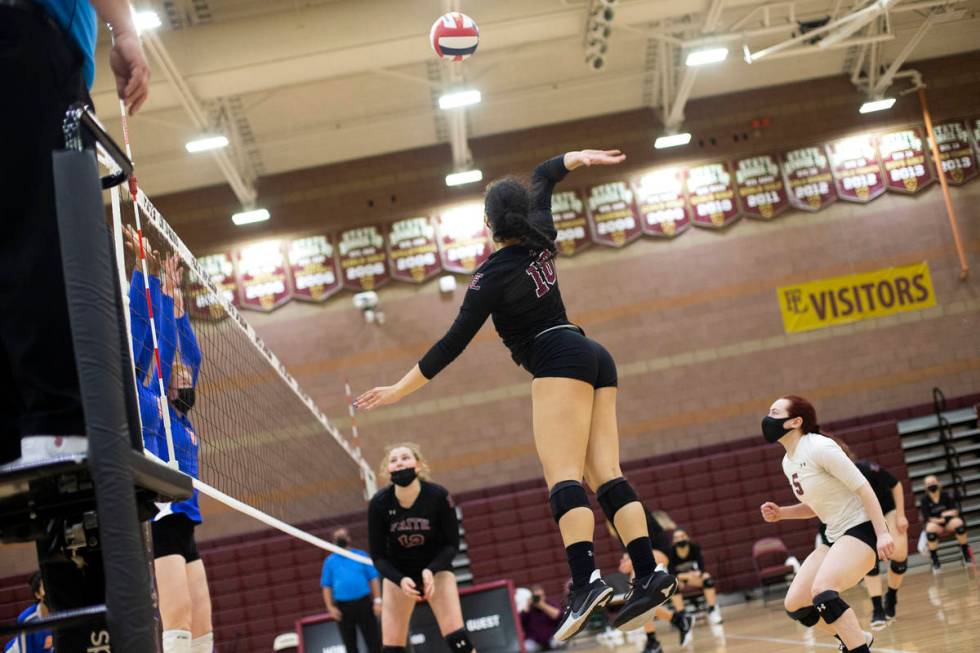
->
[191, 632, 213, 653]
[162, 629, 192, 653]
[589, 569, 602, 583]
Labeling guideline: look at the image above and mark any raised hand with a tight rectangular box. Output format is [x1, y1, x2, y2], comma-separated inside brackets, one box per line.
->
[355, 385, 403, 411]
[564, 149, 627, 170]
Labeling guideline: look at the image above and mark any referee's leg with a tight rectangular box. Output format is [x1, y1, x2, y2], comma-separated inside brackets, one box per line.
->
[356, 596, 383, 653]
[337, 600, 361, 653]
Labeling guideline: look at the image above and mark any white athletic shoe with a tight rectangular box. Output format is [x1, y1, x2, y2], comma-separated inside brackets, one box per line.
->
[838, 631, 874, 652]
[707, 606, 723, 624]
[17, 436, 87, 463]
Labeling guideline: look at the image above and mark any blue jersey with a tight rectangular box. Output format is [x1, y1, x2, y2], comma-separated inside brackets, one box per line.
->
[155, 407, 201, 523]
[36, 0, 98, 89]
[3, 605, 53, 653]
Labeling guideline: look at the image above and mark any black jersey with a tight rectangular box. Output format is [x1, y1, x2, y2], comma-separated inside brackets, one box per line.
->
[919, 490, 956, 522]
[418, 155, 575, 379]
[367, 480, 459, 584]
[668, 542, 705, 575]
[855, 460, 899, 514]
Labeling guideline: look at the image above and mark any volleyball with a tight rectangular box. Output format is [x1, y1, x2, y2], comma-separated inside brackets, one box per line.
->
[430, 12, 480, 61]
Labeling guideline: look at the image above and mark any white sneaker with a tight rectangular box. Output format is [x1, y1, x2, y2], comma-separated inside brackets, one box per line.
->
[838, 631, 873, 652]
[708, 606, 723, 624]
[18, 436, 87, 463]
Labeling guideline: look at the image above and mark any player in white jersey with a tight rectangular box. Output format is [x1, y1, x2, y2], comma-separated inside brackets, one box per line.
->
[758, 396, 893, 653]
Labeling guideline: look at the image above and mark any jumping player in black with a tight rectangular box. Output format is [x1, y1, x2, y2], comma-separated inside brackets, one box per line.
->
[368, 443, 474, 653]
[358, 150, 677, 640]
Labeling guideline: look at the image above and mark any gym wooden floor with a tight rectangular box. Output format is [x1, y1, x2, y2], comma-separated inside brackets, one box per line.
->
[572, 565, 980, 652]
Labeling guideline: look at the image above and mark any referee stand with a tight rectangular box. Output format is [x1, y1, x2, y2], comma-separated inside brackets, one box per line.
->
[0, 105, 192, 653]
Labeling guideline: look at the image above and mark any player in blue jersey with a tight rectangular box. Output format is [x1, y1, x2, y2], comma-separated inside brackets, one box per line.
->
[2, 573, 53, 653]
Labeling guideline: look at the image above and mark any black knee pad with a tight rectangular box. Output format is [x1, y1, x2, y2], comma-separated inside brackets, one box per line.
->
[813, 590, 849, 625]
[890, 559, 908, 575]
[955, 525, 967, 535]
[786, 605, 820, 627]
[445, 629, 473, 653]
[702, 576, 715, 589]
[549, 480, 590, 523]
[866, 561, 880, 577]
[927, 531, 939, 542]
[383, 647, 406, 653]
[595, 477, 638, 522]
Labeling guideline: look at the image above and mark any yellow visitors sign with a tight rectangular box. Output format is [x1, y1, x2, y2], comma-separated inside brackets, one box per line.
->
[778, 262, 936, 334]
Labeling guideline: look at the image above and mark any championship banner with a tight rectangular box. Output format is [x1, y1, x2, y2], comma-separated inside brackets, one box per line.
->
[777, 262, 936, 334]
[734, 154, 789, 220]
[686, 161, 741, 228]
[287, 234, 342, 302]
[387, 216, 442, 282]
[586, 181, 642, 246]
[827, 134, 886, 203]
[236, 240, 292, 312]
[189, 252, 238, 320]
[338, 225, 391, 291]
[932, 120, 979, 185]
[782, 146, 837, 211]
[551, 190, 592, 256]
[877, 128, 935, 194]
[973, 118, 980, 158]
[632, 168, 691, 237]
[436, 203, 492, 274]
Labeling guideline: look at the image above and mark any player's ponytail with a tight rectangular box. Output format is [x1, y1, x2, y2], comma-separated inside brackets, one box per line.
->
[485, 177, 557, 255]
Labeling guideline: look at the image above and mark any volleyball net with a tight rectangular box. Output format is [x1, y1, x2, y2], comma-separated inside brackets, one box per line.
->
[98, 150, 375, 562]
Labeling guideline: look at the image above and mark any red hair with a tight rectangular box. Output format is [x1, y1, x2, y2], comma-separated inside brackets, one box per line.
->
[782, 395, 823, 435]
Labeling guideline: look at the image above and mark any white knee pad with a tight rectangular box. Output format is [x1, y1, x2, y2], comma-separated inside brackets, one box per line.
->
[163, 629, 192, 653]
[191, 632, 214, 653]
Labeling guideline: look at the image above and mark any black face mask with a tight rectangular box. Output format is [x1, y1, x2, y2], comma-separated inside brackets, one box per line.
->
[532, 594, 542, 605]
[390, 468, 417, 487]
[674, 540, 690, 549]
[335, 537, 349, 549]
[927, 484, 939, 493]
[762, 416, 794, 443]
[174, 388, 196, 413]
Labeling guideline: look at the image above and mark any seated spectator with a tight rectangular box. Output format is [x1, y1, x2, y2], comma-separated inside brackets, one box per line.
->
[321, 528, 382, 653]
[668, 529, 722, 624]
[520, 584, 564, 652]
[920, 475, 974, 572]
[3, 572, 53, 653]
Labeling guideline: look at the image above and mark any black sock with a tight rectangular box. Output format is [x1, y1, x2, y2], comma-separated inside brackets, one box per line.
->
[886, 587, 898, 604]
[871, 595, 883, 611]
[566, 541, 595, 589]
[930, 549, 940, 564]
[626, 536, 656, 577]
[850, 646, 870, 653]
[962, 544, 971, 559]
[646, 632, 659, 645]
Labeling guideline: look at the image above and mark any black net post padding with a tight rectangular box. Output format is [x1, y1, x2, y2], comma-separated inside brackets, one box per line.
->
[53, 147, 157, 653]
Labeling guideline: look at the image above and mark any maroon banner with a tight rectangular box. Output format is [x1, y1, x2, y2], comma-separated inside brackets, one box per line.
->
[189, 252, 239, 320]
[973, 118, 980, 159]
[933, 121, 979, 185]
[827, 135, 886, 203]
[782, 146, 837, 211]
[586, 181, 642, 247]
[387, 216, 442, 283]
[236, 241, 292, 312]
[551, 190, 592, 257]
[436, 203, 492, 274]
[686, 162, 741, 229]
[287, 235, 342, 302]
[338, 226, 391, 291]
[734, 155, 789, 220]
[632, 168, 690, 237]
[877, 128, 935, 194]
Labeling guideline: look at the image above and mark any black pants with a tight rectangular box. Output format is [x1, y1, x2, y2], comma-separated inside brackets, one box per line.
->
[0, 5, 87, 461]
[336, 595, 382, 653]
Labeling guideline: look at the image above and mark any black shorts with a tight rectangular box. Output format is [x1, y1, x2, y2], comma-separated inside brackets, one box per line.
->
[151, 514, 200, 562]
[524, 327, 617, 388]
[829, 520, 878, 557]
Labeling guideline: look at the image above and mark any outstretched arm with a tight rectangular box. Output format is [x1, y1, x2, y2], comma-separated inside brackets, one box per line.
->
[528, 150, 626, 239]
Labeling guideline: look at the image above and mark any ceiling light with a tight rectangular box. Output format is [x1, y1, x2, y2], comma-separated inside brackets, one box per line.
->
[445, 169, 484, 187]
[185, 136, 230, 153]
[439, 90, 482, 110]
[232, 208, 270, 226]
[654, 133, 692, 149]
[685, 47, 729, 66]
[133, 10, 161, 32]
[859, 98, 896, 114]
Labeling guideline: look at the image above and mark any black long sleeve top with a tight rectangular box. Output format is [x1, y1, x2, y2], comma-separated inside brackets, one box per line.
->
[367, 480, 459, 584]
[418, 155, 577, 379]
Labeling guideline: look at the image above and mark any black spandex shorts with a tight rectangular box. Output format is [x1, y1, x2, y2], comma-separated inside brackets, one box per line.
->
[152, 513, 200, 562]
[825, 520, 878, 558]
[524, 327, 617, 388]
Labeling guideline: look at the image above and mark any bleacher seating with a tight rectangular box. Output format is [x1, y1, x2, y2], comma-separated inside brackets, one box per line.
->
[1, 393, 977, 652]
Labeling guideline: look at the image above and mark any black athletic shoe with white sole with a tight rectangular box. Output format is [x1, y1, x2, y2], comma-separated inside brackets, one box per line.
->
[553, 572, 614, 642]
[612, 569, 678, 631]
[883, 592, 896, 622]
[870, 605, 887, 631]
[837, 630, 874, 652]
